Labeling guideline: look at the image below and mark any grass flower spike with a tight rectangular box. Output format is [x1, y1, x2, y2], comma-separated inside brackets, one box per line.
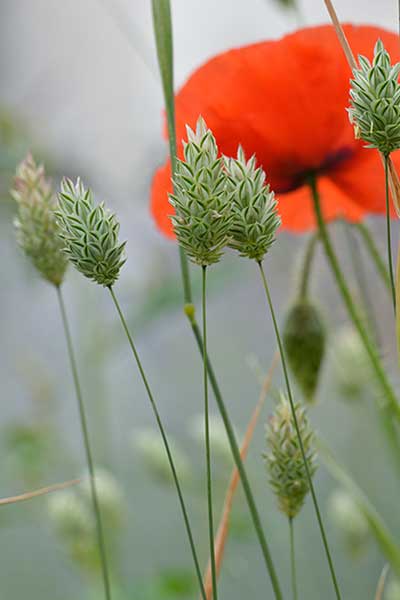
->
[264, 394, 317, 519]
[349, 39, 400, 156]
[12, 154, 68, 286]
[225, 147, 281, 262]
[169, 116, 231, 266]
[57, 178, 126, 287]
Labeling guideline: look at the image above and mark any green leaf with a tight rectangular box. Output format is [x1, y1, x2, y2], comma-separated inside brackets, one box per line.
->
[151, 0, 177, 171]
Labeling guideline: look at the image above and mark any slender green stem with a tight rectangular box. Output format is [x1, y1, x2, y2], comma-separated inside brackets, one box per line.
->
[187, 315, 283, 598]
[56, 285, 112, 600]
[289, 518, 298, 600]
[384, 154, 396, 311]
[152, 5, 282, 596]
[355, 222, 391, 293]
[342, 221, 380, 346]
[257, 260, 342, 600]
[108, 286, 206, 600]
[202, 267, 218, 600]
[343, 226, 400, 470]
[309, 176, 400, 423]
[298, 232, 319, 299]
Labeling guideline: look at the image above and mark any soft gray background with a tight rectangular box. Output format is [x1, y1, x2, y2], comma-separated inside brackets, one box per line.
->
[1, 1, 400, 599]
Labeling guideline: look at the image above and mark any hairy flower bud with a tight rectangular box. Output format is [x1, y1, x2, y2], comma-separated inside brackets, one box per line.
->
[264, 394, 317, 519]
[169, 116, 232, 266]
[225, 147, 281, 262]
[57, 178, 126, 287]
[11, 154, 68, 286]
[283, 299, 326, 403]
[349, 39, 400, 155]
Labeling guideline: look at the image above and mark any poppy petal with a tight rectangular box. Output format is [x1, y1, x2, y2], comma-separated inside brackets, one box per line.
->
[277, 178, 366, 233]
[150, 24, 400, 236]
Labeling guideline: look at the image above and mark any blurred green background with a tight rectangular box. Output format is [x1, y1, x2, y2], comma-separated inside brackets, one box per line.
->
[1, 1, 400, 598]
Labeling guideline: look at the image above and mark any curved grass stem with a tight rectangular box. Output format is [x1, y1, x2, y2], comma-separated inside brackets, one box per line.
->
[257, 260, 342, 600]
[309, 176, 400, 424]
[202, 267, 218, 600]
[152, 4, 282, 595]
[56, 285, 112, 600]
[108, 286, 206, 600]
[355, 222, 391, 293]
[188, 316, 283, 599]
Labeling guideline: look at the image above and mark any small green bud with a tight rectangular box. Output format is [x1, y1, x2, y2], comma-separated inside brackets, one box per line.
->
[328, 489, 370, 557]
[132, 428, 190, 485]
[56, 178, 126, 287]
[349, 39, 400, 155]
[11, 154, 68, 286]
[170, 116, 232, 266]
[283, 299, 326, 403]
[184, 302, 196, 323]
[224, 146, 281, 262]
[264, 394, 317, 519]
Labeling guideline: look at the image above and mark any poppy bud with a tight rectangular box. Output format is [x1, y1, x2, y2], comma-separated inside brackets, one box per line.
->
[11, 154, 68, 286]
[224, 146, 281, 262]
[169, 116, 232, 266]
[283, 299, 326, 403]
[349, 39, 400, 155]
[264, 394, 317, 519]
[57, 178, 126, 287]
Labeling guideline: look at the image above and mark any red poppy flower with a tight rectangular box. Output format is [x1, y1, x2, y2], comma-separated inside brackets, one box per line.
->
[150, 24, 400, 238]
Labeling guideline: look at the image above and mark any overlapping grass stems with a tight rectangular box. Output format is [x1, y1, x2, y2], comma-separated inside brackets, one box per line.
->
[151, 3, 283, 599]
[56, 177, 207, 600]
[11, 157, 113, 600]
[10, 3, 400, 598]
[151, 2, 344, 597]
[169, 118, 234, 600]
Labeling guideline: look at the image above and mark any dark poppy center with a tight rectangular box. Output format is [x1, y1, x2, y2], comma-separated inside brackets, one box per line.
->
[275, 146, 355, 194]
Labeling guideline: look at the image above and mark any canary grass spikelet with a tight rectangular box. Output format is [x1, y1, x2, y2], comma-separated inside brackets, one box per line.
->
[11, 154, 68, 286]
[169, 116, 232, 266]
[57, 178, 126, 287]
[224, 147, 281, 261]
[349, 39, 400, 155]
[264, 394, 317, 518]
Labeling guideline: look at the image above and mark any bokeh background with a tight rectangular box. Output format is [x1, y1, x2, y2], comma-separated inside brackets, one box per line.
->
[1, 1, 400, 598]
